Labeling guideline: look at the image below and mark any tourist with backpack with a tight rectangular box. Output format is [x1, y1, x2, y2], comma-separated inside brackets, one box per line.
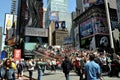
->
[61, 56, 73, 80]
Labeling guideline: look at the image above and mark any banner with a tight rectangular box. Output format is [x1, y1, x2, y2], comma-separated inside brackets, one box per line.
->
[1, 50, 6, 60]
[95, 35, 110, 48]
[4, 13, 14, 34]
[14, 49, 21, 60]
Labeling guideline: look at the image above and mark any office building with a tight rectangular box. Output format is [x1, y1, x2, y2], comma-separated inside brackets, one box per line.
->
[45, 0, 72, 33]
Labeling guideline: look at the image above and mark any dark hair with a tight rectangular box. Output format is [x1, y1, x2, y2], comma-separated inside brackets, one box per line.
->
[3, 58, 12, 67]
[65, 56, 68, 59]
[89, 54, 95, 60]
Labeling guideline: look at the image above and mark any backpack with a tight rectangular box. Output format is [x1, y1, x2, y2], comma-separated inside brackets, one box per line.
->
[63, 61, 73, 73]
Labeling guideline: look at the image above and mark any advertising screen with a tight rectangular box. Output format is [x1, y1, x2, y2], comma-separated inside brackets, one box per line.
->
[24, 43, 37, 51]
[83, 0, 104, 9]
[49, 11, 59, 21]
[4, 13, 14, 34]
[80, 19, 93, 38]
[80, 37, 95, 50]
[14, 49, 21, 61]
[74, 26, 80, 49]
[25, 27, 48, 37]
[95, 35, 110, 48]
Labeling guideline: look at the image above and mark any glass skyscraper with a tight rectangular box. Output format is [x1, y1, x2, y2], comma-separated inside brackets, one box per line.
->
[45, 0, 72, 33]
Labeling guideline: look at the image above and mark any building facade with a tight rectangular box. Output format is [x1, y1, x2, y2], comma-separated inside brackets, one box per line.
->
[52, 29, 69, 46]
[74, 4, 118, 51]
[45, 0, 72, 33]
[16, 0, 46, 59]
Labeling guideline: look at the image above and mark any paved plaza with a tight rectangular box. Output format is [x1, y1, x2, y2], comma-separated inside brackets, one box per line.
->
[22, 70, 120, 80]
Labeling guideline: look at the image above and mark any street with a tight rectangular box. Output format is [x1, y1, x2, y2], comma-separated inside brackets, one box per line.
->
[22, 70, 120, 80]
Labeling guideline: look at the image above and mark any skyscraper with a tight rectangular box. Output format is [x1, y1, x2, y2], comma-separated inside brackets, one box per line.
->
[45, 0, 72, 33]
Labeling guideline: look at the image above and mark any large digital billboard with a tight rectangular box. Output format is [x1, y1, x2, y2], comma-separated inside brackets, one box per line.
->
[111, 21, 120, 53]
[74, 26, 80, 49]
[4, 13, 14, 34]
[80, 19, 93, 38]
[83, 0, 104, 9]
[80, 37, 95, 50]
[93, 17, 108, 34]
[49, 11, 59, 21]
[25, 27, 48, 37]
[95, 35, 110, 48]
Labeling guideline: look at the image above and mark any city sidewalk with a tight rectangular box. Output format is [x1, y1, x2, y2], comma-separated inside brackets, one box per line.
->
[23, 70, 120, 80]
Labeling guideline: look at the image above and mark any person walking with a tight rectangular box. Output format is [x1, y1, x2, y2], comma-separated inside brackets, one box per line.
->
[28, 59, 35, 80]
[16, 60, 23, 79]
[36, 58, 43, 80]
[85, 54, 102, 80]
[0, 58, 16, 80]
[61, 56, 73, 80]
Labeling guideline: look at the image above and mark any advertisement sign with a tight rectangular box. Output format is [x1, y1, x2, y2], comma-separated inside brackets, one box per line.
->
[83, 0, 104, 9]
[1, 50, 6, 60]
[80, 19, 93, 38]
[93, 17, 108, 34]
[95, 35, 110, 48]
[80, 37, 95, 50]
[111, 21, 120, 53]
[24, 43, 37, 50]
[74, 26, 80, 49]
[25, 27, 48, 37]
[14, 49, 21, 60]
[49, 11, 59, 21]
[4, 13, 14, 34]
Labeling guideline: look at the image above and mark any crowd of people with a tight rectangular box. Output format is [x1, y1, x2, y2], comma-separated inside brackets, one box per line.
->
[0, 48, 120, 80]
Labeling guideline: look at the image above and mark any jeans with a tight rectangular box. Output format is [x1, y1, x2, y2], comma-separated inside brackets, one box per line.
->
[38, 69, 43, 80]
[65, 73, 69, 80]
[29, 70, 33, 80]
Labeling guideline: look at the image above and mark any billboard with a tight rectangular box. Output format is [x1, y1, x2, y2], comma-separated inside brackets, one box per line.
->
[74, 26, 80, 49]
[80, 19, 93, 38]
[95, 35, 110, 48]
[111, 21, 120, 53]
[49, 11, 59, 21]
[1, 50, 6, 60]
[83, 0, 104, 9]
[4, 13, 14, 34]
[24, 43, 37, 51]
[80, 37, 95, 50]
[93, 17, 108, 34]
[25, 27, 48, 37]
[14, 49, 21, 61]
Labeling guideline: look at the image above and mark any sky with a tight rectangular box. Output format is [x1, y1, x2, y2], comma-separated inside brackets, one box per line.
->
[0, 0, 76, 29]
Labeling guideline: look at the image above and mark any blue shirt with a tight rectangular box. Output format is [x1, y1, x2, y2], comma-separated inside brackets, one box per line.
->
[85, 61, 101, 80]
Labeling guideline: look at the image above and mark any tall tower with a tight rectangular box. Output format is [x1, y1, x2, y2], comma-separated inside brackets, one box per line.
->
[45, 0, 72, 33]
[11, 0, 17, 14]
